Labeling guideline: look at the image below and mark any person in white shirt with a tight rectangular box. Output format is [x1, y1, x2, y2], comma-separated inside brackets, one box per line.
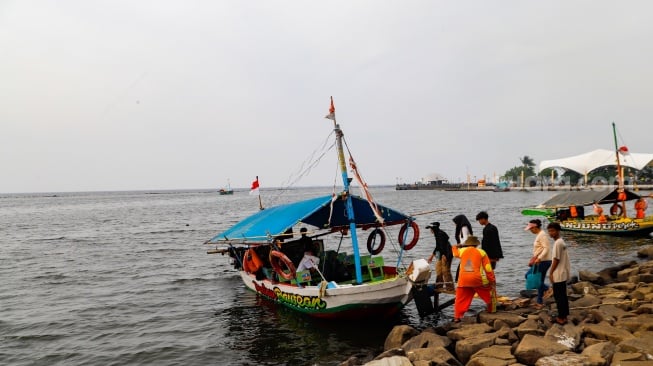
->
[296, 228, 319, 272]
[548, 222, 571, 325]
[524, 219, 552, 308]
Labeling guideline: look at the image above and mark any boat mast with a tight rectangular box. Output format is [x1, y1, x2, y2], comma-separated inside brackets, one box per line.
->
[612, 122, 627, 217]
[329, 97, 364, 284]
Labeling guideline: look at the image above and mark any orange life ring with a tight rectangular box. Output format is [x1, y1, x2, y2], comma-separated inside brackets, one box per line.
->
[243, 249, 263, 273]
[366, 228, 386, 255]
[269, 250, 296, 280]
[398, 221, 419, 250]
[610, 203, 623, 217]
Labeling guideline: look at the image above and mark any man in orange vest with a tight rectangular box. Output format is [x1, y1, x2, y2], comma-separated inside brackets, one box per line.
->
[452, 235, 496, 322]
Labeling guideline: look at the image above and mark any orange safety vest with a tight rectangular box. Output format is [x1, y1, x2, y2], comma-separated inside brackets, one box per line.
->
[635, 199, 647, 219]
[569, 206, 578, 218]
[452, 246, 495, 287]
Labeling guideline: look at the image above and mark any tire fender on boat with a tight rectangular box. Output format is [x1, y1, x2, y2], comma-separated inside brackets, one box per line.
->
[366, 228, 386, 255]
[270, 250, 296, 280]
[398, 221, 419, 250]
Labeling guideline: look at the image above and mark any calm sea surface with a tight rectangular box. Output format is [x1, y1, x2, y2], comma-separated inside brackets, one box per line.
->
[1, 187, 650, 365]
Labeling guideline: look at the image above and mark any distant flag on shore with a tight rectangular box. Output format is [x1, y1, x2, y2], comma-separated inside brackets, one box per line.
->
[325, 96, 335, 120]
[249, 176, 260, 196]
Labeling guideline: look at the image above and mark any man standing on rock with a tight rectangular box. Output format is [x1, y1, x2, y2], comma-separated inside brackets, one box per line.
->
[547, 222, 571, 325]
[476, 211, 504, 269]
[452, 236, 496, 322]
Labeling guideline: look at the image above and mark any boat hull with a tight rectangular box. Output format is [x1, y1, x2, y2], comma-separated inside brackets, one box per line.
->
[239, 271, 414, 320]
[556, 216, 653, 236]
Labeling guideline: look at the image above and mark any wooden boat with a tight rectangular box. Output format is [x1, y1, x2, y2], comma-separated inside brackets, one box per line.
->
[523, 188, 653, 236]
[523, 123, 652, 236]
[218, 179, 233, 195]
[205, 98, 430, 320]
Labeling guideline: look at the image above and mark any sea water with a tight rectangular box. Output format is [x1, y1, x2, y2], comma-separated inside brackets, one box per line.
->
[1, 187, 649, 365]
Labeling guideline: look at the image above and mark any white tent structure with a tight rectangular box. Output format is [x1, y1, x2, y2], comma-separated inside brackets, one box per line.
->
[539, 149, 653, 183]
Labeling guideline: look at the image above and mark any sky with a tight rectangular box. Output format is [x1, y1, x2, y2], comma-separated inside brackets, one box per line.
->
[1, 1, 652, 193]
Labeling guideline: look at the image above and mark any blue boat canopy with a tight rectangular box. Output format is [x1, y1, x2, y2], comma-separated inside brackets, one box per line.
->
[209, 194, 412, 243]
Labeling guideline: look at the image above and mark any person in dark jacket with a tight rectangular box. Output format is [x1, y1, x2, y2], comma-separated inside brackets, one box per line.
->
[426, 222, 454, 292]
[475, 211, 504, 269]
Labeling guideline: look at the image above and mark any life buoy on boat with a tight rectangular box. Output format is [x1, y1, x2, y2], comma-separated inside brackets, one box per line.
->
[366, 228, 386, 255]
[269, 250, 296, 280]
[398, 221, 419, 250]
[243, 249, 263, 273]
[610, 203, 623, 217]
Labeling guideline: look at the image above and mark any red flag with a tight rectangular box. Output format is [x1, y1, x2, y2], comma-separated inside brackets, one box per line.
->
[325, 96, 335, 120]
[619, 146, 629, 153]
[249, 177, 260, 196]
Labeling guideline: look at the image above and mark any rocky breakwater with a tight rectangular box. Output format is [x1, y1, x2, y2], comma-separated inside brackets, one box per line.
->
[340, 245, 653, 366]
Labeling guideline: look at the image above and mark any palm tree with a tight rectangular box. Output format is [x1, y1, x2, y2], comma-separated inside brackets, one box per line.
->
[520, 155, 535, 168]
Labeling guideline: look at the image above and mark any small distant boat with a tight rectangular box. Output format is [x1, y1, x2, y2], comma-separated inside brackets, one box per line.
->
[493, 182, 511, 192]
[218, 180, 234, 195]
[205, 98, 430, 320]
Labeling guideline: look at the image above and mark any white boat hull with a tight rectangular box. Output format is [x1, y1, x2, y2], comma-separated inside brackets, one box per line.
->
[239, 271, 414, 320]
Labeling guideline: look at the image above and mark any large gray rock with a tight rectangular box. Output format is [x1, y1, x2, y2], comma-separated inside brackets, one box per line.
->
[516, 318, 544, 339]
[637, 245, 653, 258]
[405, 346, 462, 366]
[607, 282, 637, 292]
[513, 334, 568, 365]
[617, 336, 653, 357]
[571, 294, 602, 309]
[373, 348, 406, 361]
[467, 345, 516, 366]
[618, 267, 640, 282]
[580, 270, 604, 285]
[581, 341, 616, 365]
[478, 312, 527, 327]
[446, 323, 493, 341]
[384, 325, 419, 351]
[611, 351, 646, 364]
[582, 323, 634, 344]
[363, 355, 412, 366]
[534, 352, 591, 366]
[401, 331, 451, 351]
[591, 304, 634, 323]
[545, 323, 582, 351]
[614, 314, 653, 333]
[454, 332, 497, 364]
[571, 281, 599, 295]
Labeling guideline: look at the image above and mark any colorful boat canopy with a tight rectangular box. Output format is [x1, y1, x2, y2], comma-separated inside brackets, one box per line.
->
[537, 188, 641, 209]
[209, 194, 412, 243]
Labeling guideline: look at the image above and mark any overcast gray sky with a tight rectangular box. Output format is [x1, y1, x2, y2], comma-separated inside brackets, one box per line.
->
[1, 1, 652, 193]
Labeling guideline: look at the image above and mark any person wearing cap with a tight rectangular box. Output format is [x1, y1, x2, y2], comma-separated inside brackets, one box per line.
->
[296, 227, 320, 272]
[452, 235, 496, 322]
[525, 219, 552, 308]
[426, 222, 454, 292]
[475, 211, 504, 270]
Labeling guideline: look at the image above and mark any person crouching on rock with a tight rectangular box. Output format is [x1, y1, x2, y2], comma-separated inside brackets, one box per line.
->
[452, 235, 496, 322]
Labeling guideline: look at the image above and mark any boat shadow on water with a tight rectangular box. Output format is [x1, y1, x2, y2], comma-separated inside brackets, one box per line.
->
[217, 289, 397, 365]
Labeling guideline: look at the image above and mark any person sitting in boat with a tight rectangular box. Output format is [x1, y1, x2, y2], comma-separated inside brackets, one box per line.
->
[296, 227, 320, 272]
[593, 201, 607, 224]
[635, 197, 648, 219]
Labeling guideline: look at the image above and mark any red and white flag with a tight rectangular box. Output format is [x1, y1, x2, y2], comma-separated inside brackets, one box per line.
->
[619, 146, 629, 154]
[325, 96, 335, 120]
[249, 176, 260, 196]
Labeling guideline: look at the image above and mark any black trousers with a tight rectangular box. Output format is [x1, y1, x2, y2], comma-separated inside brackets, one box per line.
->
[553, 281, 569, 319]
